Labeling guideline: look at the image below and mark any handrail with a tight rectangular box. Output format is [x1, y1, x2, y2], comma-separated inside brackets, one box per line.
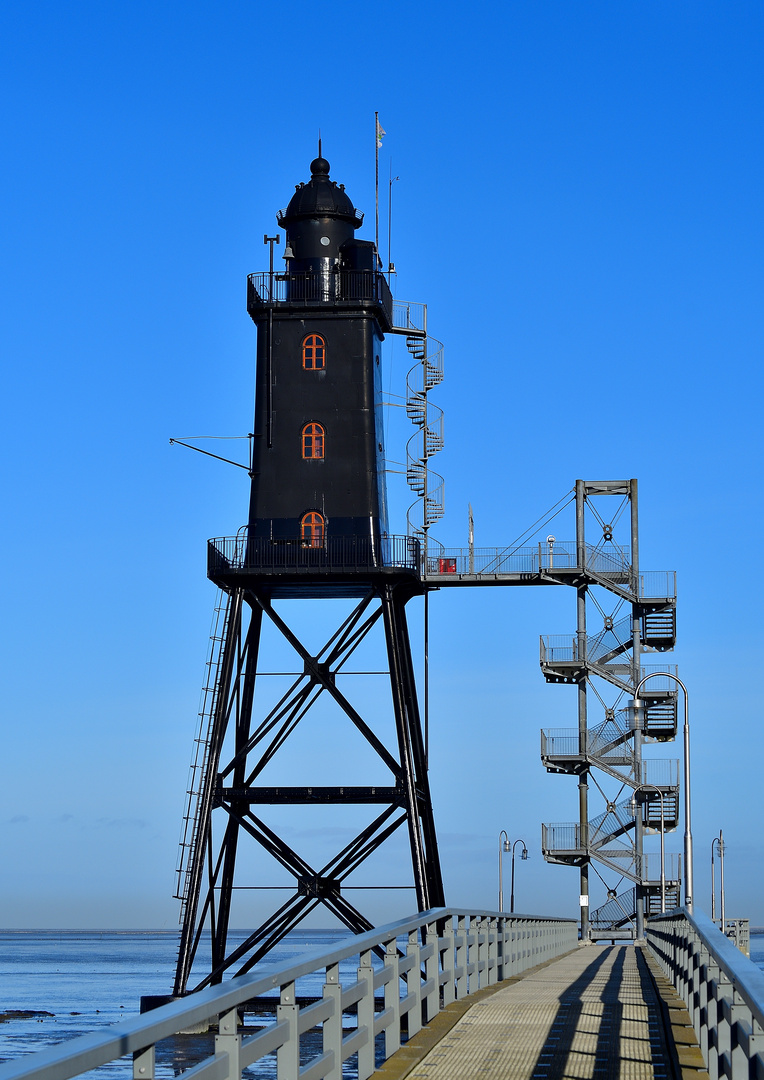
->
[0, 908, 577, 1080]
[246, 271, 392, 326]
[207, 533, 420, 575]
[646, 907, 764, 1079]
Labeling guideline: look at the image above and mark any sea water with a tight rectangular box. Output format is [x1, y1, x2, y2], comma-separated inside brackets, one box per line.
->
[0, 929, 357, 1078]
[2, 930, 764, 1077]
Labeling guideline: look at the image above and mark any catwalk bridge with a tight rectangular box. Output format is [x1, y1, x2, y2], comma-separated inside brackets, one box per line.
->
[2, 906, 763, 1080]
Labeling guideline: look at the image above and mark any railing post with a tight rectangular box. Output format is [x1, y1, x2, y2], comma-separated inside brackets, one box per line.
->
[728, 990, 751, 1080]
[715, 971, 734, 1080]
[423, 920, 440, 1022]
[406, 928, 422, 1038]
[215, 1008, 241, 1080]
[699, 958, 720, 1073]
[356, 948, 375, 1080]
[506, 918, 517, 977]
[322, 962, 342, 1080]
[277, 981, 300, 1080]
[441, 915, 456, 1006]
[487, 915, 498, 985]
[384, 938, 401, 1059]
[744, 1022, 764, 1080]
[496, 916, 506, 982]
[474, 917, 485, 989]
[132, 1045, 155, 1080]
[455, 915, 467, 1000]
[518, 921, 528, 974]
[690, 931, 703, 1036]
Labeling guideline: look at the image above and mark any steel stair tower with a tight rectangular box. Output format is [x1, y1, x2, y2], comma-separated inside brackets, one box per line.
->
[538, 480, 679, 939]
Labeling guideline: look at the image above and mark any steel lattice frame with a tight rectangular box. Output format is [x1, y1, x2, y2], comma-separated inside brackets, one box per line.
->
[173, 579, 444, 995]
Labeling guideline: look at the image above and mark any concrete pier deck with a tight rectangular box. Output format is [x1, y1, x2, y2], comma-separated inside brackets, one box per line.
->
[378, 944, 707, 1080]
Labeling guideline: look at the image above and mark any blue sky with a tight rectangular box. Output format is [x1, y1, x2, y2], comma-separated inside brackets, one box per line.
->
[2, 1, 763, 931]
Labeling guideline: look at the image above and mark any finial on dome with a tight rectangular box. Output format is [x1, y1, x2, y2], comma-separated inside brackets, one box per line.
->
[310, 154, 330, 177]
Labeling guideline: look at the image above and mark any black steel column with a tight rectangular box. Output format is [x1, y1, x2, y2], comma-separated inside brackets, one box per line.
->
[575, 480, 590, 940]
[381, 582, 445, 911]
[210, 602, 263, 980]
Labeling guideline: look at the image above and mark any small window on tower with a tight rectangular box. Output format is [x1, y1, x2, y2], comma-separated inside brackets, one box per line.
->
[302, 334, 325, 370]
[301, 511, 325, 548]
[302, 422, 325, 459]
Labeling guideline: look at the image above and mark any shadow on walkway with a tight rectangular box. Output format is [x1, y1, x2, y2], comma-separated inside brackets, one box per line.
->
[529, 945, 668, 1080]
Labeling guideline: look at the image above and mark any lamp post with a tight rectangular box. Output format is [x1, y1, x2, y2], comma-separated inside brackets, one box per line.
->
[630, 785, 666, 914]
[711, 831, 725, 931]
[632, 673, 693, 913]
[510, 838, 528, 914]
[498, 830, 510, 912]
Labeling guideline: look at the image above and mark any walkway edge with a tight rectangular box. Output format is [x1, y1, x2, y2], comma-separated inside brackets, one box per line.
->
[641, 945, 709, 1080]
[373, 946, 581, 1080]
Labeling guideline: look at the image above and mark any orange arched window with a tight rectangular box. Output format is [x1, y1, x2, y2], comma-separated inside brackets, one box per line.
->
[302, 422, 324, 459]
[301, 511, 325, 548]
[302, 334, 325, 370]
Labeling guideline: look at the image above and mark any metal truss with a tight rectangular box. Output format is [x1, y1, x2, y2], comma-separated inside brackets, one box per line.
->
[173, 579, 444, 995]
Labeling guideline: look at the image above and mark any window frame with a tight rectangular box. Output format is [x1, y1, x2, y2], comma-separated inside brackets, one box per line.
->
[300, 511, 325, 548]
[302, 422, 325, 460]
[302, 334, 326, 371]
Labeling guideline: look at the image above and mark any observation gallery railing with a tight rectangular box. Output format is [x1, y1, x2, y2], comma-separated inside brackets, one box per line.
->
[207, 534, 420, 576]
[247, 271, 393, 326]
[0, 909, 577, 1080]
[646, 907, 764, 1080]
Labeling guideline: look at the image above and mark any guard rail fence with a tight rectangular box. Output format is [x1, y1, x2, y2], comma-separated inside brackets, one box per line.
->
[646, 907, 764, 1080]
[0, 908, 577, 1080]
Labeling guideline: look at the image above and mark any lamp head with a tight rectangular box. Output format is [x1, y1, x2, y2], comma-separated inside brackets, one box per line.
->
[627, 697, 645, 733]
[521, 847, 528, 861]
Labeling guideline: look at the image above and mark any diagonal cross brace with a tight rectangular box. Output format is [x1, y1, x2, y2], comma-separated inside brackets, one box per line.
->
[250, 591, 402, 777]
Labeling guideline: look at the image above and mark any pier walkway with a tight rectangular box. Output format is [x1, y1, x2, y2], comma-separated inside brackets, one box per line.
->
[4, 908, 763, 1080]
[378, 944, 705, 1080]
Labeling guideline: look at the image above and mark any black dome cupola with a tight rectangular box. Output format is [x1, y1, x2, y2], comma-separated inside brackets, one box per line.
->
[278, 155, 367, 274]
[279, 156, 363, 227]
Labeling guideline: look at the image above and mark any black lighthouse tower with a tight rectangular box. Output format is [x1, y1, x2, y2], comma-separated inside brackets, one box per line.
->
[173, 154, 444, 995]
[249, 153, 389, 547]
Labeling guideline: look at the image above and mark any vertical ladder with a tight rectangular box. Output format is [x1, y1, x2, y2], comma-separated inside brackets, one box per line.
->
[175, 589, 233, 916]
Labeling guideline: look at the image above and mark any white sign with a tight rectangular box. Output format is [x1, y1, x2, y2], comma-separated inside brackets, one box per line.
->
[579, 895, 589, 907]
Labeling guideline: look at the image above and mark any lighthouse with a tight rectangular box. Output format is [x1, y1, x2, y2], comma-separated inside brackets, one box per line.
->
[172, 153, 443, 994]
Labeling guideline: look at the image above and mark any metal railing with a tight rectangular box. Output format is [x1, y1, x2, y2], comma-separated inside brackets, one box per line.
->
[392, 300, 426, 335]
[0, 909, 577, 1080]
[639, 571, 677, 599]
[590, 887, 636, 929]
[422, 540, 643, 580]
[247, 271, 393, 324]
[643, 853, 681, 882]
[539, 635, 583, 663]
[207, 534, 420, 576]
[540, 729, 580, 758]
[642, 758, 680, 789]
[542, 823, 582, 852]
[541, 720, 633, 762]
[587, 615, 633, 663]
[539, 733, 677, 790]
[639, 666, 679, 690]
[542, 825, 680, 883]
[646, 907, 764, 1080]
[539, 638, 679, 683]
